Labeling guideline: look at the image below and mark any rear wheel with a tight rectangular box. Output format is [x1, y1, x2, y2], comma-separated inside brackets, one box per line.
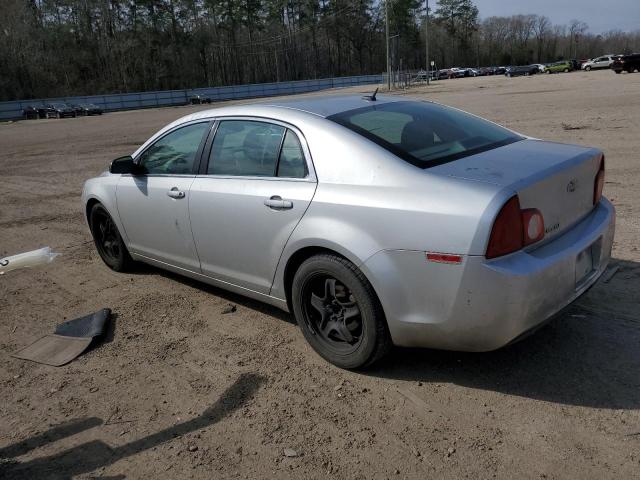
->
[89, 203, 134, 272]
[546, 70, 551, 74]
[563, 68, 569, 73]
[585, 66, 591, 71]
[291, 254, 391, 369]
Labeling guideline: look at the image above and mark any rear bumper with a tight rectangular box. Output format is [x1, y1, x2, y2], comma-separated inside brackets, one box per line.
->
[361, 199, 615, 351]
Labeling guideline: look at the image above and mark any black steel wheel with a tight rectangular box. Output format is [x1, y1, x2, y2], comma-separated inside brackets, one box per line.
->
[292, 254, 391, 369]
[89, 203, 133, 272]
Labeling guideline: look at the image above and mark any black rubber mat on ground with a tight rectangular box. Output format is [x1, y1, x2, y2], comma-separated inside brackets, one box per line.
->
[12, 309, 111, 366]
[54, 308, 111, 338]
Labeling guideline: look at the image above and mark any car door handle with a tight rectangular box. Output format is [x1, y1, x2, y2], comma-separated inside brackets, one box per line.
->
[167, 187, 186, 199]
[264, 195, 293, 210]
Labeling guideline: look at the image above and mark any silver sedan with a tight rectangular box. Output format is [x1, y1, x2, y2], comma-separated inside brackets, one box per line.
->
[82, 95, 615, 368]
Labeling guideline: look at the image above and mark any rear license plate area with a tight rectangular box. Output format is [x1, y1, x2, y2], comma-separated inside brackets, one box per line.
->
[575, 238, 602, 288]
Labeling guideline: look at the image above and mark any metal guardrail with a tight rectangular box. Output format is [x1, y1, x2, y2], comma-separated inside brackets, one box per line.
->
[0, 74, 383, 121]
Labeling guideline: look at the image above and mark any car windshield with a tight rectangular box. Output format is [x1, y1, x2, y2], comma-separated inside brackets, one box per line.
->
[328, 101, 523, 169]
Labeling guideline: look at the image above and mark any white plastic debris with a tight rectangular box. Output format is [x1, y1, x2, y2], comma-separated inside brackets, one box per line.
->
[0, 247, 60, 275]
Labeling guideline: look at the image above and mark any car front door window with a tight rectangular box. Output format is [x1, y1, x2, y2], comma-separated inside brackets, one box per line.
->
[139, 122, 209, 175]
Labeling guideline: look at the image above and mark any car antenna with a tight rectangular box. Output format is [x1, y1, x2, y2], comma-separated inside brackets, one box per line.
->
[363, 87, 379, 101]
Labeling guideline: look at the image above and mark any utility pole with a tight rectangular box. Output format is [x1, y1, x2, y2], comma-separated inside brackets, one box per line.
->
[386, 0, 391, 90]
[425, 0, 430, 85]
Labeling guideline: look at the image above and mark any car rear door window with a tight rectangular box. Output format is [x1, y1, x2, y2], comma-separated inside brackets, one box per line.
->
[208, 120, 286, 176]
[277, 130, 308, 178]
[138, 122, 209, 175]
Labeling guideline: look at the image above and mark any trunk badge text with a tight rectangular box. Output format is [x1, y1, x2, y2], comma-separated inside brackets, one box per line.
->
[546, 223, 560, 234]
[567, 179, 577, 193]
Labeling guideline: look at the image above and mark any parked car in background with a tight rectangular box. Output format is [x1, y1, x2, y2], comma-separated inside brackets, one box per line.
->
[449, 67, 476, 78]
[611, 54, 640, 73]
[22, 105, 39, 120]
[82, 95, 614, 368]
[41, 103, 77, 118]
[546, 61, 572, 73]
[416, 70, 439, 81]
[582, 55, 618, 71]
[75, 103, 104, 115]
[190, 95, 212, 105]
[505, 65, 538, 77]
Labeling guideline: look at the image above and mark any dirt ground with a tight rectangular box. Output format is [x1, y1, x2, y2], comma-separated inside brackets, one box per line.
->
[1, 69, 639, 479]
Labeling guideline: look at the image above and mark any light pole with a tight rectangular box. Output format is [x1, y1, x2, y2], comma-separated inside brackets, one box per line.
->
[386, 0, 391, 90]
[425, 0, 430, 85]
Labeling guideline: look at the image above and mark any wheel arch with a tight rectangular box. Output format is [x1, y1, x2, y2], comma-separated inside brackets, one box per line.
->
[85, 197, 101, 225]
[280, 245, 378, 314]
[83, 189, 130, 246]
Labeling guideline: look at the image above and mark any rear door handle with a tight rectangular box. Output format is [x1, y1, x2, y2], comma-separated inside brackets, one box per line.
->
[167, 187, 186, 199]
[264, 195, 293, 210]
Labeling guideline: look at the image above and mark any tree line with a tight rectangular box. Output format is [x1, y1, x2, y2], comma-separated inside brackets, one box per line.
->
[1, 0, 639, 101]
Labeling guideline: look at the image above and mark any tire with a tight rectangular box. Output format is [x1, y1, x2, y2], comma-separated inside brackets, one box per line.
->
[56, 112, 61, 119]
[546, 70, 551, 74]
[89, 203, 134, 272]
[291, 254, 391, 369]
[563, 68, 569, 73]
[615, 70, 621, 74]
[585, 66, 591, 71]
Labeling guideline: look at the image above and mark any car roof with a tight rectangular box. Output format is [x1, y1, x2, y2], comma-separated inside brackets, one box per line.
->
[197, 94, 403, 119]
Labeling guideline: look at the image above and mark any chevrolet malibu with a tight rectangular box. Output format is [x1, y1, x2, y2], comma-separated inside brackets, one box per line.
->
[82, 95, 615, 369]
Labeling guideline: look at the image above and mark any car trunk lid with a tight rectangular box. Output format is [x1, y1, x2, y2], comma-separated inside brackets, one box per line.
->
[430, 139, 603, 242]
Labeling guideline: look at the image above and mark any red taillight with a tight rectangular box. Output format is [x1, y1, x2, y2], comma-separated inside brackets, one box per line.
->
[486, 197, 546, 259]
[594, 156, 605, 205]
[486, 196, 523, 259]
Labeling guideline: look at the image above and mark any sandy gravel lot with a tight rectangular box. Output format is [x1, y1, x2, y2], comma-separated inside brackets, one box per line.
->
[1, 69, 639, 479]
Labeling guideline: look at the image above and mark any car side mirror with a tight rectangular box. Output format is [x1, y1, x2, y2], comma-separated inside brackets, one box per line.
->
[109, 155, 144, 175]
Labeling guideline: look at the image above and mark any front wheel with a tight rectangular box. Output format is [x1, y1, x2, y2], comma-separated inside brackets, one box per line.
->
[585, 66, 591, 71]
[563, 68, 569, 73]
[89, 203, 134, 272]
[291, 254, 391, 369]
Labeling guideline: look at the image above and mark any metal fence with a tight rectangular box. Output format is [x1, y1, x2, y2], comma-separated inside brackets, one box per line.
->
[0, 74, 383, 121]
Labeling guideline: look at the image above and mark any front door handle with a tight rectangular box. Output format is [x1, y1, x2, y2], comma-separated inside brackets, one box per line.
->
[264, 195, 293, 210]
[167, 187, 186, 199]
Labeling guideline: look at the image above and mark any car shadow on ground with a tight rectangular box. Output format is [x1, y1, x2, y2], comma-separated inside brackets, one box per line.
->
[366, 259, 640, 410]
[124, 258, 639, 410]
[130, 263, 296, 324]
[0, 373, 264, 480]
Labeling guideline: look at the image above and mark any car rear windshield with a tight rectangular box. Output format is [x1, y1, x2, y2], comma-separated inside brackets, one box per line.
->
[328, 101, 523, 168]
